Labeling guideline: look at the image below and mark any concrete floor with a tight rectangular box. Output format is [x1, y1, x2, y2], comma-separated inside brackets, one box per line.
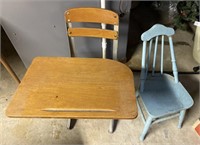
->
[0, 28, 200, 144]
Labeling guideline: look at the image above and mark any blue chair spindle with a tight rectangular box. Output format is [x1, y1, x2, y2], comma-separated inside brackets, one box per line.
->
[161, 35, 164, 74]
[152, 36, 159, 76]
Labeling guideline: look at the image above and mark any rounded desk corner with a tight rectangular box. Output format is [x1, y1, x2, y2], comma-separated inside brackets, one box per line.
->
[30, 57, 43, 65]
[5, 108, 11, 117]
[106, 58, 133, 75]
[32, 56, 44, 62]
[134, 111, 138, 119]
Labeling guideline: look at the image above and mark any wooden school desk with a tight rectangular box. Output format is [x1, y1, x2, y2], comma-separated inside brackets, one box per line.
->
[6, 57, 137, 120]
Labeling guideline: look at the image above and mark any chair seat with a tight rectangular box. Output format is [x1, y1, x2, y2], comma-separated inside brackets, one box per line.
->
[140, 74, 194, 118]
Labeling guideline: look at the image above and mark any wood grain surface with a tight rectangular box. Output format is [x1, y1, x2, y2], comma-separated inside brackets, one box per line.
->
[65, 7, 119, 25]
[6, 57, 137, 119]
[68, 28, 118, 40]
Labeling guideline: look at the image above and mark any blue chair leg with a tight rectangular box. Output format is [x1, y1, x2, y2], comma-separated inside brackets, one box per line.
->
[178, 110, 186, 129]
[140, 116, 153, 141]
[135, 90, 140, 98]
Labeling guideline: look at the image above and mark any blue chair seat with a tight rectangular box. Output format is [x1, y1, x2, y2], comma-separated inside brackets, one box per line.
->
[140, 74, 194, 118]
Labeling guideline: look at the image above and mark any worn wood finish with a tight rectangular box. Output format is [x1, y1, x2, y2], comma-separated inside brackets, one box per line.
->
[6, 57, 137, 119]
[68, 28, 118, 40]
[65, 8, 119, 25]
[0, 56, 20, 84]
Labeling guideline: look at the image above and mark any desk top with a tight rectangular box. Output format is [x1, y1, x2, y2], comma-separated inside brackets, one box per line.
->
[6, 57, 137, 119]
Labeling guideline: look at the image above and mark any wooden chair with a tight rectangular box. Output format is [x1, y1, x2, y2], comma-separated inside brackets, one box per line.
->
[0, 55, 20, 84]
[64, 8, 119, 132]
[137, 24, 194, 141]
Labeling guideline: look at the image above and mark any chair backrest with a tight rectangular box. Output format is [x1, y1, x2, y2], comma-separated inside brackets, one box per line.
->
[140, 24, 179, 92]
[64, 7, 119, 60]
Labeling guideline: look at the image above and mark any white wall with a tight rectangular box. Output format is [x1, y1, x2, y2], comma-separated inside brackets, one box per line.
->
[1, 0, 130, 67]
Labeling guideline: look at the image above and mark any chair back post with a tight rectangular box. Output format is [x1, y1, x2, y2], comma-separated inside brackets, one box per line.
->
[101, 1, 107, 59]
[101, 13, 107, 59]
[168, 36, 179, 83]
[102, 38, 107, 59]
[66, 22, 76, 57]
[160, 35, 164, 74]
[113, 25, 119, 60]
[140, 41, 147, 92]
[145, 39, 153, 77]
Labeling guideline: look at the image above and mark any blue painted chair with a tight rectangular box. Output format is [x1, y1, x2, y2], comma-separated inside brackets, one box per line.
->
[137, 24, 194, 141]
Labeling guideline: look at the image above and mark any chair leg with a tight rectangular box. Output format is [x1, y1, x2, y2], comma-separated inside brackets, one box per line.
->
[140, 116, 153, 141]
[178, 110, 186, 129]
[135, 90, 140, 98]
[108, 119, 118, 133]
[67, 119, 77, 129]
[67, 119, 71, 129]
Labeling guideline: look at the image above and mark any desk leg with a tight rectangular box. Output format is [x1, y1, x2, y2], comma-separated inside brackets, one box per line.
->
[67, 119, 77, 129]
[108, 119, 118, 133]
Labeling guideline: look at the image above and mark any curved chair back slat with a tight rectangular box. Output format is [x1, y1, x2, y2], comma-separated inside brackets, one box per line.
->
[141, 24, 175, 41]
[65, 8, 119, 25]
